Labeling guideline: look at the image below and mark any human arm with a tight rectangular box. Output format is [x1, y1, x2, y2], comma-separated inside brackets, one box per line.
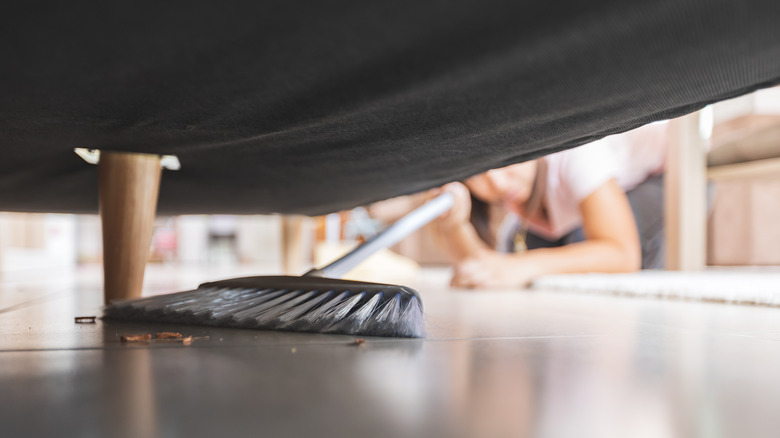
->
[451, 179, 641, 288]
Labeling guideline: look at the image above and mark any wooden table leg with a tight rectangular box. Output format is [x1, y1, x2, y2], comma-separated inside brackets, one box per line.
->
[99, 152, 162, 304]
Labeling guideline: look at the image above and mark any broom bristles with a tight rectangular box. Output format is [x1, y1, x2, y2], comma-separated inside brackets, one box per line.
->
[104, 283, 426, 338]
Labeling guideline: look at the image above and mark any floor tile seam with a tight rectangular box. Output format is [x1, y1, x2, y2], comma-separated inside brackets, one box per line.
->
[0, 293, 68, 315]
[0, 334, 620, 354]
[0, 339, 411, 353]
[602, 320, 780, 337]
[2, 326, 751, 355]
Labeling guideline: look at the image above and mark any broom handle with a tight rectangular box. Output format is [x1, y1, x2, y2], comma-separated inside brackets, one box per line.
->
[306, 192, 454, 279]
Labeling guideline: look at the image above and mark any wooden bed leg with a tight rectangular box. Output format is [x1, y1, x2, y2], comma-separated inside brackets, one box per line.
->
[99, 152, 162, 304]
[281, 215, 306, 275]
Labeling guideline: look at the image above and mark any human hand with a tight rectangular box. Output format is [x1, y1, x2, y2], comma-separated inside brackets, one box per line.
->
[428, 182, 472, 230]
[451, 251, 537, 289]
[426, 181, 491, 263]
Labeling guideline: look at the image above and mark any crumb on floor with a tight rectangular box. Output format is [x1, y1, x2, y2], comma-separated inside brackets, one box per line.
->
[74, 316, 97, 324]
[120, 334, 152, 343]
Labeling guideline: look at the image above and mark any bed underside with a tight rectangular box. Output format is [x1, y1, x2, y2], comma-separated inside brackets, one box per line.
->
[1, 0, 779, 215]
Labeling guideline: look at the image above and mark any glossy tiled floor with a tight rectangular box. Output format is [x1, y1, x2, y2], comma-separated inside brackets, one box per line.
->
[3, 264, 780, 437]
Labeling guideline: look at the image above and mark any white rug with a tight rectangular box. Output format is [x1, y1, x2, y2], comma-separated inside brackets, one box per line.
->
[533, 268, 780, 306]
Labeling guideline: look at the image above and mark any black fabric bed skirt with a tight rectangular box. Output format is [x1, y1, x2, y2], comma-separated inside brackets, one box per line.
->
[2, 0, 779, 215]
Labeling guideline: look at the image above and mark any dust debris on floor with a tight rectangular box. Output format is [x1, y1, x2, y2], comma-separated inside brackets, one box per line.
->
[120, 334, 152, 343]
[352, 338, 366, 346]
[154, 332, 193, 345]
[119, 333, 208, 345]
[74, 316, 97, 324]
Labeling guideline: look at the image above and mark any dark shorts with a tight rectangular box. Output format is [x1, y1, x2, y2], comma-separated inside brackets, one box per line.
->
[525, 174, 666, 269]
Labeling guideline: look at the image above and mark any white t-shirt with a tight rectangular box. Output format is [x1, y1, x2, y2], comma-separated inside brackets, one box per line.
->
[527, 122, 668, 240]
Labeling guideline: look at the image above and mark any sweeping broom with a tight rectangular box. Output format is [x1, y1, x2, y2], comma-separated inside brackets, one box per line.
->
[103, 192, 454, 338]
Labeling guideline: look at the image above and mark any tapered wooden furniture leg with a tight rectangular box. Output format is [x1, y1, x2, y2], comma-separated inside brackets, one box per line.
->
[99, 152, 162, 304]
[281, 215, 306, 275]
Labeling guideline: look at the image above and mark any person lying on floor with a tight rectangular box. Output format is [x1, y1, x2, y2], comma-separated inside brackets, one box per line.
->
[431, 122, 668, 288]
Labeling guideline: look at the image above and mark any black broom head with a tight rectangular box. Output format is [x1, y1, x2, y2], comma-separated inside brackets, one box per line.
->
[103, 276, 426, 338]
